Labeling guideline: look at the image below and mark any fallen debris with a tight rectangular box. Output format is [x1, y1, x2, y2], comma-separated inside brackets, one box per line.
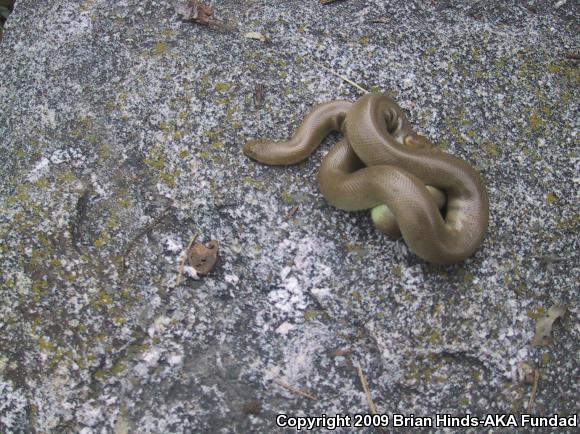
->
[527, 370, 540, 411]
[516, 361, 540, 411]
[531, 305, 566, 346]
[176, 233, 198, 286]
[369, 17, 391, 24]
[188, 239, 219, 276]
[516, 361, 536, 385]
[333, 347, 353, 357]
[175, 0, 214, 26]
[357, 364, 378, 414]
[254, 83, 265, 108]
[122, 205, 172, 275]
[304, 57, 369, 93]
[284, 205, 299, 220]
[244, 31, 267, 43]
[357, 365, 387, 434]
[182, 265, 199, 280]
[273, 378, 318, 401]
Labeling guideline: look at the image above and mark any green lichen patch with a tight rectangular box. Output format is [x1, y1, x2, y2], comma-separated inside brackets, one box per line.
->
[214, 82, 233, 93]
[153, 42, 169, 56]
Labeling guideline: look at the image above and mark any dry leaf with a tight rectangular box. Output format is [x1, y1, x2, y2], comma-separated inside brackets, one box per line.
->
[531, 305, 566, 347]
[244, 32, 267, 42]
[187, 240, 219, 275]
[175, 0, 214, 25]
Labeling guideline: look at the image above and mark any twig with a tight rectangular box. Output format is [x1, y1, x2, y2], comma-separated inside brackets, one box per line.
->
[357, 364, 388, 434]
[357, 364, 378, 414]
[254, 83, 265, 108]
[175, 233, 198, 286]
[527, 370, 540, 411]
[273, 378, 318, 401]
[320, 0, 342, 4]
[304, 57, 369, 94]
[121, 205, 172, 274]
[368, 17, 391, 24]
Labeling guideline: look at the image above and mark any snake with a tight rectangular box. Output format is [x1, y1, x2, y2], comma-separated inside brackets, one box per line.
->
[243, 93, 489, 264]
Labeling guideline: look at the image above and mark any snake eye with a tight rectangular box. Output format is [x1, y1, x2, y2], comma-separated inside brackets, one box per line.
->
[243, 142, 257, 158]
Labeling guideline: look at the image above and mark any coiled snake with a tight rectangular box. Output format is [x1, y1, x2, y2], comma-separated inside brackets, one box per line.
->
[243, 93, 489, 264]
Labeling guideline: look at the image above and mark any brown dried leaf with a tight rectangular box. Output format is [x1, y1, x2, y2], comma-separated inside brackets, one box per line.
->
[187, 240, 219, 275]
[531, 305, 566, 347]
[175, 0, 214, 25]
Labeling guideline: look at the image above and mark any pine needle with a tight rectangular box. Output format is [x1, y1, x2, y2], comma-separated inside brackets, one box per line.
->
[357, 364, 378, 414]
[273, 378, 318, 401]
[356, 364, 388, 434]
[304, 57, 369, 94]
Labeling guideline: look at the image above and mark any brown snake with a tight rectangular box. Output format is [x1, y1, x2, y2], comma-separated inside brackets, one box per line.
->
[243, 93, 489, 264]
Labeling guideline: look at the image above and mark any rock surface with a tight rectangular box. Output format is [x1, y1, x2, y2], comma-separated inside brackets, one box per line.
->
[0, 0, 578, 432]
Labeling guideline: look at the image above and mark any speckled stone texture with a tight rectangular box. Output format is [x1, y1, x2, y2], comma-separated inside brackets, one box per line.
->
[0, 0, 578, 433]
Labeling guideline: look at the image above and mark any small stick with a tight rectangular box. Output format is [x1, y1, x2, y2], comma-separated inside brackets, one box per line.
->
[254, 83, 265, 108]
[175, 233, 198, 286]
[320, 0, 342, 4]
[304, 57, 369, 94]
[122, 205, 172, 274]
[527, 370, 540, 411]
[357, 364, 388, 434]
[273, 378, 318, 401]
[369, 17, 390, 24]
[357, 364, 378, 414]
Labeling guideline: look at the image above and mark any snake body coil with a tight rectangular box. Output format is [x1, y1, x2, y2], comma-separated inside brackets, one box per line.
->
[243, 93, 489, 265]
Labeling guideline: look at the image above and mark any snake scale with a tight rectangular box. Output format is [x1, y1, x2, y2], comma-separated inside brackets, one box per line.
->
[243, 93, 489, 264]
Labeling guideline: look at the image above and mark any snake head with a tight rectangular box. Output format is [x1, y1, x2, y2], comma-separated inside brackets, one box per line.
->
[243, 140, 265, 161]
[243, 139, 284, 164]
[243, 139, 310, 166]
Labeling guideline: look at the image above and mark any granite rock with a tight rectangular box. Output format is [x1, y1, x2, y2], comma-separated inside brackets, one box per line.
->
[0, 0, 578, 432]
